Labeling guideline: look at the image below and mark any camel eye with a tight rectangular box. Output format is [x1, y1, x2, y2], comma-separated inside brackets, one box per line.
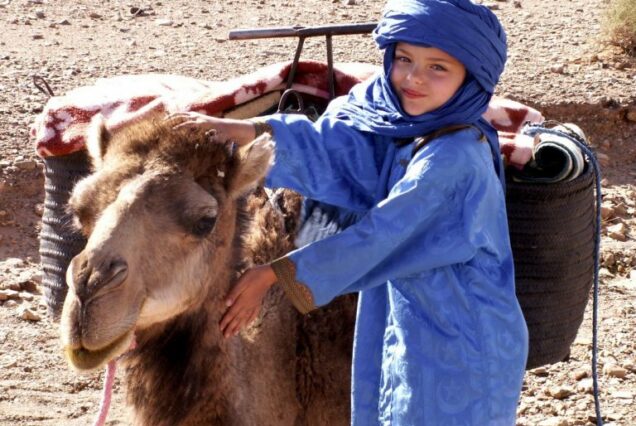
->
[192, 216, 217, 237]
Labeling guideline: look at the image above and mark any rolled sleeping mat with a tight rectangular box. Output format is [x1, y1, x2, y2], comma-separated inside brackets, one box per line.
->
[510, 123, 587, 184]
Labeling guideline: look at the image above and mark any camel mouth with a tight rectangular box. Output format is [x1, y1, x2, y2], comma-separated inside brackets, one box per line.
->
[64, 330, 134, 371]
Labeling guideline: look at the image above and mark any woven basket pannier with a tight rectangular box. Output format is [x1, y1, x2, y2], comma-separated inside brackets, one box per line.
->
[506, 163, 595, 370]
[39, 150, 91, 320]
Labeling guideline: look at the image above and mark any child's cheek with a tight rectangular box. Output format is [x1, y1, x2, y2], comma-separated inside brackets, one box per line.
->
[428, 72, 446, 82]
[389, 66, 402, 88]
[390, 62, 410, 85]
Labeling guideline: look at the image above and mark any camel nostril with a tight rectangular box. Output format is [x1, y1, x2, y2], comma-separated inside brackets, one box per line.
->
[67, 255, 129, 301]
[109, 259, 127, 275]
[103, 259, 129, 291]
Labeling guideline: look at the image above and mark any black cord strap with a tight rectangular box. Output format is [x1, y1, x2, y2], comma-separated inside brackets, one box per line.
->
[33, 75, 55, 98]
[525, 124, 604, 426]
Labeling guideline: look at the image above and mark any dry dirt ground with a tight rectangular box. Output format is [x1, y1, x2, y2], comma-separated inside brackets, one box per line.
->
[0, 0, 635, 425]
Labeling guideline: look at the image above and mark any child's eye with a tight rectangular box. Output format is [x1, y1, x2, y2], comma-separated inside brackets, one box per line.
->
[395, 55, 411, 63]
[431, 64, 448, 72]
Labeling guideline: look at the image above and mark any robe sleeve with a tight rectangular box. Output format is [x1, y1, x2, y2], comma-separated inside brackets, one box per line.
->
[262, 113, 382, 212]
[271, 135, 489, 313]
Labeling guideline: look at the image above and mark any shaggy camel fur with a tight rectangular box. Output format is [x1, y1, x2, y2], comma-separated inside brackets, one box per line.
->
[59, 116, 356, 426]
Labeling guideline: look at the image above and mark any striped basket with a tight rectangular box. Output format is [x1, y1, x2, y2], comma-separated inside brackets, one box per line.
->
[506, 163, 595, 369]
[39, 150, 91, 320]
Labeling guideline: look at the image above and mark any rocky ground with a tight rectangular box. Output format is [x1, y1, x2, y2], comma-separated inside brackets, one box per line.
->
[0, 0, 634, 425]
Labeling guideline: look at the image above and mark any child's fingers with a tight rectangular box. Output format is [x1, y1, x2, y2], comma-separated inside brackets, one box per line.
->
[163, 112, 189, 120]
[225, 311, 251, 338]
[165, 112, 218, 132]
[219, 295, 253, 333]
[219, 283, 249, 333]
[224, 277, 250, 307]
[164, 111, 203, 121]
[163, 115, 187, 128]
[220, 304, 259, 337]
[247, 308, 259, 326]
[163, 113, 197, 127]
[219, 303, 240, 333]
[172, 121, 200, 131]
[234, 308, 258, 336]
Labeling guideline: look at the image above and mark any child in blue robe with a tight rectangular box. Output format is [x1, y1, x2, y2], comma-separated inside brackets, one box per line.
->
[173, 0, 529, 424]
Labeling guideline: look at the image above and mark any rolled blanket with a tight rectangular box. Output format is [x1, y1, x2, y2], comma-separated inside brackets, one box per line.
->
[509, 123, 587, 183]
[30, 61, 378, 158]
[30, 62, 543, 168]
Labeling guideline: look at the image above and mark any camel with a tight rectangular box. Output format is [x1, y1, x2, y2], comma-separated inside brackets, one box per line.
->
[59, 115, 357, 426]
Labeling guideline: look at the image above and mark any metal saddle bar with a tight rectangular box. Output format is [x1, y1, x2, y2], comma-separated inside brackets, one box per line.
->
[228, 23, 377, 100]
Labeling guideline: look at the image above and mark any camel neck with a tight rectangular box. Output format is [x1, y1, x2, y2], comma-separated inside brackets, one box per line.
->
[123, 305, 239, 425]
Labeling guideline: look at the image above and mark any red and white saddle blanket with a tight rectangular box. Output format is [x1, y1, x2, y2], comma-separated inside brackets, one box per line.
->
[31, 60, 543, 169]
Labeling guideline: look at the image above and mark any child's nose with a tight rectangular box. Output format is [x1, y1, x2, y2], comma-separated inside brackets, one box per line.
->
[406, 66, 426, 85]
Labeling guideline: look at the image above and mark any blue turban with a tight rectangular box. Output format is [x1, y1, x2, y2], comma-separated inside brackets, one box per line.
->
[375, 0, 507, 94]
[326, 0, 508, 180]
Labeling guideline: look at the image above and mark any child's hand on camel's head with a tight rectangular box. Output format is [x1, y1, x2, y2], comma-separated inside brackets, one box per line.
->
[165, 112, 257, 146]
[219, 265, 277, 338]
[166, 111, 225, 135]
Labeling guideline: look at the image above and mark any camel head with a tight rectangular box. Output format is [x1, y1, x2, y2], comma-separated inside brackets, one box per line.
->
[59, 115, 273, 371]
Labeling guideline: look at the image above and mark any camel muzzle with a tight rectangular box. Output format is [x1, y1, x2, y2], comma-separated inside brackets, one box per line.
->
[61, 252, 136, 370]
[67, 252, 129, 303]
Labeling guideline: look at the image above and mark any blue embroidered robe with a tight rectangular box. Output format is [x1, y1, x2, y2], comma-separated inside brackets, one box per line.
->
[264, 112, 528, 426]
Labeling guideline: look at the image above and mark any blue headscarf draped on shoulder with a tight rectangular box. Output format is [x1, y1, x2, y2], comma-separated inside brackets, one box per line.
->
[326, 0, 508, 181]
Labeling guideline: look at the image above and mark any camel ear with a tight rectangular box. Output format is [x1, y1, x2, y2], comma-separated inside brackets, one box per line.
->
[86, 114, 112, 169]
[226, 134, 274, 198]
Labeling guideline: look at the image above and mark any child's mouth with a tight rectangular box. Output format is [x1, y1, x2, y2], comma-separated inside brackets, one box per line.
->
[402, 88, 426, 98]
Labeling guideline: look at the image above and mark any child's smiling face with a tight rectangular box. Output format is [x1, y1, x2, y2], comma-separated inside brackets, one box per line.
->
[390, 42, 467, 117]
